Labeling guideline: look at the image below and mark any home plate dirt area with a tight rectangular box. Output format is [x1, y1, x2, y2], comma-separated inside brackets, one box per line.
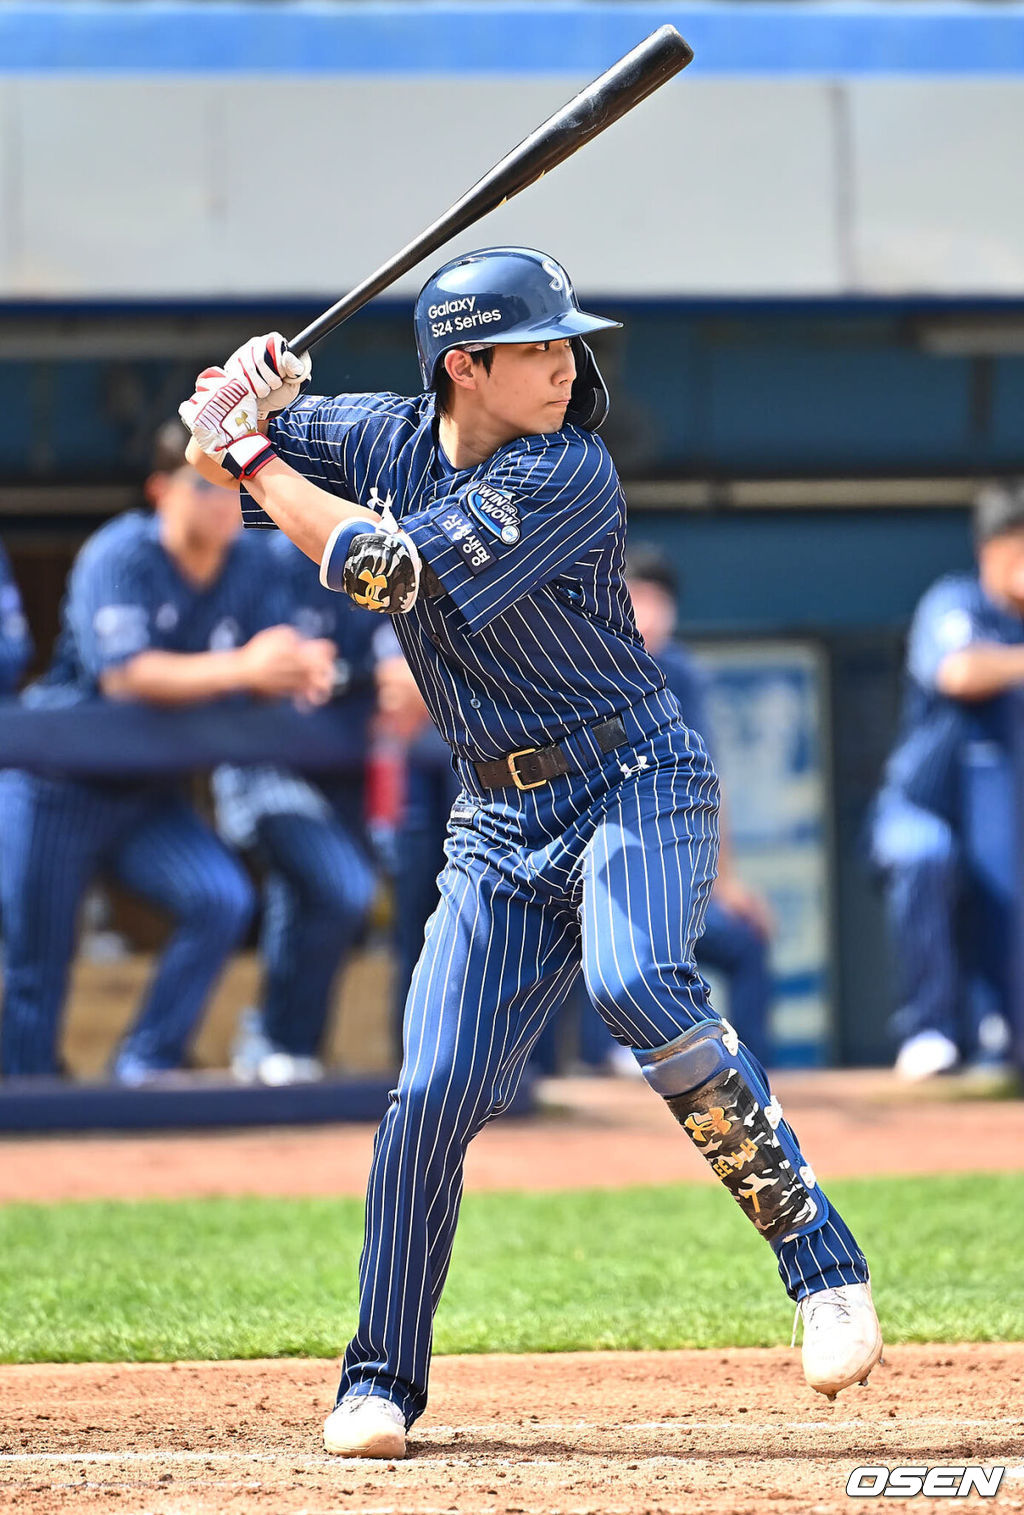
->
[2, 1348, 1023, 1515]
[2, 1073, 1023, 1514]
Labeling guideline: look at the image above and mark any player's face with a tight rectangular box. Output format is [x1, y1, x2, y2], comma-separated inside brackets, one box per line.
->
[473, 340, 577, 437]
[161, 468, 242, 552]
[627, 577, 676, 654]
[979, 529, 1024, 614]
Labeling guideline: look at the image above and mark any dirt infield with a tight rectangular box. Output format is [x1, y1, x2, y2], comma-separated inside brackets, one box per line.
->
[4, 1068, 1024, 1204]
[2, 1347, 1022, 1514]
[1, 1071, 1022, 1513]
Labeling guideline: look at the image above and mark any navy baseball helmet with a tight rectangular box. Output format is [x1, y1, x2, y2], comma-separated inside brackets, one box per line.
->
[414, 246, 621, 430]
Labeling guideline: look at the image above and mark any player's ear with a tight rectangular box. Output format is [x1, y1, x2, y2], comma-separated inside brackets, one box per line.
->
[144, 472, 168, 509]
[444, 348, 480, 392]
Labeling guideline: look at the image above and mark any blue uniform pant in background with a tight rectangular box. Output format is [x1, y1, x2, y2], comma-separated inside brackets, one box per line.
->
[0, 771, 252, 1076]
[254, 810, 376, 1056]
[338, 701, 867, 1424]
[870, 788, 1014, 1057]
[390, 749, 462, 1051]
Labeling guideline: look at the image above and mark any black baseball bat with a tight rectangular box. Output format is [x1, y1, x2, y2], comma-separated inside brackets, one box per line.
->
[288, 25, 693, 355]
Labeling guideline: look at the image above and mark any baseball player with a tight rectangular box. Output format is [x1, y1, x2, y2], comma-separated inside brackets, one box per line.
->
[0, 537, 32, 695]
[0, 422, 334, 1082]
[214, 528, 378, 1083]
[180, 247, 882, 1459]
[872, 481, 1024, 1080]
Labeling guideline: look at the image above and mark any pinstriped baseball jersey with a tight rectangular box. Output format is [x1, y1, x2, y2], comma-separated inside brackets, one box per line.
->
[268, 393, 666, 760]
[26, 511, 290, 709]
[880, 572, 1024, 821]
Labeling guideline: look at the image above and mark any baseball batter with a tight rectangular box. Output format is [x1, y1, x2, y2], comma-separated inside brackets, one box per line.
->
[180, 248, 882, 1459]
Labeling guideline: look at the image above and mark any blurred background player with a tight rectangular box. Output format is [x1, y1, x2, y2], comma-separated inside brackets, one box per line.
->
[0, 421, 334, 1083]
[871, 481, 1024, 1081]
[0, 538, 32, 697]
[214, 531, 378, 1085]
[373, 620, 460, 1051]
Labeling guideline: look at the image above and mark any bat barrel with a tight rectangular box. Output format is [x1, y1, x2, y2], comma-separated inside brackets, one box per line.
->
[289, 25, 693, 356]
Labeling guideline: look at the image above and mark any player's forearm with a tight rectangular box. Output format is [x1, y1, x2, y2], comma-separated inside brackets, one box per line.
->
[935, 643, 1024, 700]
[187, 438, 240, 490]
[100, 649, 251, 705]
[242, 458, 379, 564]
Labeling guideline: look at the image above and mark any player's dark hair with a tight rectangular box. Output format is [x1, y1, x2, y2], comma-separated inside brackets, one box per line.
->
[974, 479, 1024, 545]
[625, 544, 680, 601]
[434, 347, 494, 416]
[151, 419, 191, 476]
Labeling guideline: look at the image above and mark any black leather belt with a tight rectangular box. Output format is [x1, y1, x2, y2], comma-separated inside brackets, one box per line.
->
[474, 715, 628, 792]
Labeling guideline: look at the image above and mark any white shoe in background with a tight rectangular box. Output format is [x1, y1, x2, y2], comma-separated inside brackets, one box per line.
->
[231, 1009, 324, 1085]
[894, 1030, 958, 1082]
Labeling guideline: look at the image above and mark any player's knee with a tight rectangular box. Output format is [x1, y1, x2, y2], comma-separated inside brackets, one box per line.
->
[396, 1064, 489, 1144]
[187, 865, 254, 941]
[311, 852, 376, 925]
[583, 951, 707, 1032]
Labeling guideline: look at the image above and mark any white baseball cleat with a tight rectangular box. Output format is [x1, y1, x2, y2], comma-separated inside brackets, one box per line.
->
[894, 1030, 958, 1082]
[799, 1282, 884, 1400]
[324, 1394, 408, 1458]
[231, 1009, 324, 1086]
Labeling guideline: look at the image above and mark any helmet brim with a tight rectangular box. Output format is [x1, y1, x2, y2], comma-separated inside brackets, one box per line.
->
[488, 308, 622, 343]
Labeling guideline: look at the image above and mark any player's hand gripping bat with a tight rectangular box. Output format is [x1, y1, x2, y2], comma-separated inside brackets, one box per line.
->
[287, 25, 693, 356]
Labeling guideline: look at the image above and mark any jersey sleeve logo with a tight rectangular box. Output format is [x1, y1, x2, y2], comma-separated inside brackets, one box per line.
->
[437, 508, 498, 575]
[463, 484, 521, 545]
[935, 607, 976, 652]
[92, 603, 150, 658]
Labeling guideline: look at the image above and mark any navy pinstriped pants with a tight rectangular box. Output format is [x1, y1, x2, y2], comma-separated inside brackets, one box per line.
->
[338, 692, 867, 1424]
[254, 810, 376, 1056]
[0, 772, 253, 1076]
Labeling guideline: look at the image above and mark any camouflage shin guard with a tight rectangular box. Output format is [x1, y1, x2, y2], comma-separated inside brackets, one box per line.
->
[636, 1019, 829, 1249]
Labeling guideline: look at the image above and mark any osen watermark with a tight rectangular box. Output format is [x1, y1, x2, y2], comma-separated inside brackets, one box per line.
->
[846, 1465, 1006, 1498]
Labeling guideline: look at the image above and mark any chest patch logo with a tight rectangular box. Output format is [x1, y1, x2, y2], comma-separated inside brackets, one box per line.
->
[209, 617, 241, 651]
[464, 484, 521, 545]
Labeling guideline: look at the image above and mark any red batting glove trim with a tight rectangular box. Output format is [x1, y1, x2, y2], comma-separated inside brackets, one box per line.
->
[222, 434, 277, 481]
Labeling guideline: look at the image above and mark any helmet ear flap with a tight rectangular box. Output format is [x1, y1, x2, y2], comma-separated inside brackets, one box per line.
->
[565, 339, 610, 432]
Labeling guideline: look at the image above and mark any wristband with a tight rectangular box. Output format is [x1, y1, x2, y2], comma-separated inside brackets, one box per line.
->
[222, 433, 277, 482]
[320, 518, 378, 591]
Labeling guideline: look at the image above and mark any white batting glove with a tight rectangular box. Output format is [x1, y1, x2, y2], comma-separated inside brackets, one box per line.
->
[224, 332, 311, 418]
[178, 368, 276, 482]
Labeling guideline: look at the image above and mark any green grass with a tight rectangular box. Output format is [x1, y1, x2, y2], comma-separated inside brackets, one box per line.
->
[0, 1174, 1021, 1363]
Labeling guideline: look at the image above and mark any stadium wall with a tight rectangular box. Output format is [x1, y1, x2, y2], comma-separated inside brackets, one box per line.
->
[3, 2, 1024, 300]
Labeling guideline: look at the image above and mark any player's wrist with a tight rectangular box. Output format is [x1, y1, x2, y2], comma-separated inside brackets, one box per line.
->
[320, 519, 378, 591]
[221, 433, 277, 482]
